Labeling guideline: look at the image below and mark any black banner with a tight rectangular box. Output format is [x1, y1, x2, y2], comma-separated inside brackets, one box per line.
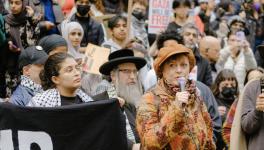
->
[0, 100, 127, 150]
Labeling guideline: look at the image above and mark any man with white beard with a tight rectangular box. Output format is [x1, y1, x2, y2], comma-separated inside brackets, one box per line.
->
[96, 49, 146, 150]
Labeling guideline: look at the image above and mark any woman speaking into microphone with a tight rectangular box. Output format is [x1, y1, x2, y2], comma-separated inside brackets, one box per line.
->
[136, 43, 215, 150]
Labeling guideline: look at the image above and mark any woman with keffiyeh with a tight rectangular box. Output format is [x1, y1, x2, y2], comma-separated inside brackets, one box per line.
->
[136, 43, 216, 150]
[28, 52, 93, 107]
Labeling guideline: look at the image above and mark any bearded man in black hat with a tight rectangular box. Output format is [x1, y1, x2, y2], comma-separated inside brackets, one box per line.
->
[95, 49, 146, 150]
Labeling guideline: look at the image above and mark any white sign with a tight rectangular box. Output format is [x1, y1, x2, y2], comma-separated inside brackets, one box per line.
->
[148, 0, 173, 34]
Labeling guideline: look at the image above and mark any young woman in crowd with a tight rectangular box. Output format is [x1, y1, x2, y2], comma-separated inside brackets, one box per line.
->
[61, 21, 84, 61]
[211, 69, 239, 123]
[28, 52, 93, 107]
[136, 43, 215, 149]
[2, 0, 44, 95]
[211, 69, 239, 149]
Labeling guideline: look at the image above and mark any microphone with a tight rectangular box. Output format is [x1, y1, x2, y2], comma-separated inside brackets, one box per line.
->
[177, 77, 186, 110]
[177, 77, 186, 92]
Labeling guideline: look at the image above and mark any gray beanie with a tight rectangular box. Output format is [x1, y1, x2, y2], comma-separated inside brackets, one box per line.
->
[38, 34, 67, 54]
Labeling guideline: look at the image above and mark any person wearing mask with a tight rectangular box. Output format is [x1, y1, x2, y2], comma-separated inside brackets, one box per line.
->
[136, 43, 216, 149]
[199, 36, 221, 81]
[10, 46, 48, 106]
[28, 52, 93, 107]
[67, 0, 104, 47]
[130, 0, 149, 49]
[181, 23, 213, 86]
[211, 69, 239, 149]
[217, 31, 257, 92]
[38, 34, 68, 55]
[101, 15, 127, 52]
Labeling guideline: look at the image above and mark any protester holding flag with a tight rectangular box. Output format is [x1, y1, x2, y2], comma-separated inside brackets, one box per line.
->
[28, 52, 93, 107]
[136, 43, 215, 150]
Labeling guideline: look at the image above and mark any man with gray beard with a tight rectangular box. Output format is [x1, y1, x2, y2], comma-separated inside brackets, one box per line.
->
[96, 49, 146, 150]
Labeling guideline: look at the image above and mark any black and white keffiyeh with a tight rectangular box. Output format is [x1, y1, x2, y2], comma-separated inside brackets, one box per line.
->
[27, 88, 93, 107]
[20, 75, 43, 94]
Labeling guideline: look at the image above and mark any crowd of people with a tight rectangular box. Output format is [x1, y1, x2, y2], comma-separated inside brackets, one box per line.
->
[0, 0, 264, 149]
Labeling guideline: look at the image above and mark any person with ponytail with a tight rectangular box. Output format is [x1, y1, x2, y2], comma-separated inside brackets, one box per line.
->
[28, 52, 93, 107]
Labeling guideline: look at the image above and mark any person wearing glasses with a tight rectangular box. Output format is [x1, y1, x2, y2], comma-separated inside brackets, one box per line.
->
[27, 52, 93, 107]
[95, 49, 146, 150]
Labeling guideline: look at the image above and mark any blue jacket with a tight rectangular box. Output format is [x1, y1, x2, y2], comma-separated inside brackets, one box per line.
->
[10, 85, 35, 106]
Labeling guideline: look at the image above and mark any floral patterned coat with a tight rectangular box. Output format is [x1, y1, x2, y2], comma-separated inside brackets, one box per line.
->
[136, 80, 216, 150]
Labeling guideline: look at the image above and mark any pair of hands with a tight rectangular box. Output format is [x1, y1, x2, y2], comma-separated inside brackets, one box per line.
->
[229, 40, 250, 58]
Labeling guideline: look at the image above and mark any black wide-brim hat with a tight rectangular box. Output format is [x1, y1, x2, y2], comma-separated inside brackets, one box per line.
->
[99, 49, 147, 75]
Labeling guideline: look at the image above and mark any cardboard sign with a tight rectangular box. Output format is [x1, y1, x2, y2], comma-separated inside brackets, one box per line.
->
[148, 0, 173, 34]
[83, 44, 110, 75]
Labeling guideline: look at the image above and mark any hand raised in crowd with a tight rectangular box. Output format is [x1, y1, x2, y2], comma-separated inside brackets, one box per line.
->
[26, 6, 34, 17]
[242, 40, 250, 53]
[229, 43, 240, 59]
[256, 93, 264, 112]
[218, 106, 226, 116]
[8, 41, 20, 52]
[175, 91, 189, 108]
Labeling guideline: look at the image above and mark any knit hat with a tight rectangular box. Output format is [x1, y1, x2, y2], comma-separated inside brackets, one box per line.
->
[38, 34, 67, 54]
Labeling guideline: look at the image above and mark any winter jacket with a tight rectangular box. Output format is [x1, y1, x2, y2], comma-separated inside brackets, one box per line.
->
[217, 46, 257, 91]
[241, 79, 264, 150]
[193, 47, 213, 87]
[10, 85, 35, 106]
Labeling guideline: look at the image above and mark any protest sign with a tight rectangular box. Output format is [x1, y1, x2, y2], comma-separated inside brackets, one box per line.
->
[148, 0, 173, 34]
[0, 100, 127, 150]
[83, 43, 110, 75]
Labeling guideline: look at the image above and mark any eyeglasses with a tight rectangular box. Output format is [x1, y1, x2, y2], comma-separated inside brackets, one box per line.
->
[118, 69, 138, 75]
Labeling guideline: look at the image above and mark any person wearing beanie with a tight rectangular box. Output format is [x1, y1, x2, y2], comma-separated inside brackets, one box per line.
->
[136, 43, 216, 150]
[10, 46, 48, 106]
[38, 34, 68, 55]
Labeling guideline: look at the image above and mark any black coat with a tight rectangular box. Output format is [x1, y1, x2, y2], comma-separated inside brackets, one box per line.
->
[193, 47, 213, 87]
[92, 91, 140, 150]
